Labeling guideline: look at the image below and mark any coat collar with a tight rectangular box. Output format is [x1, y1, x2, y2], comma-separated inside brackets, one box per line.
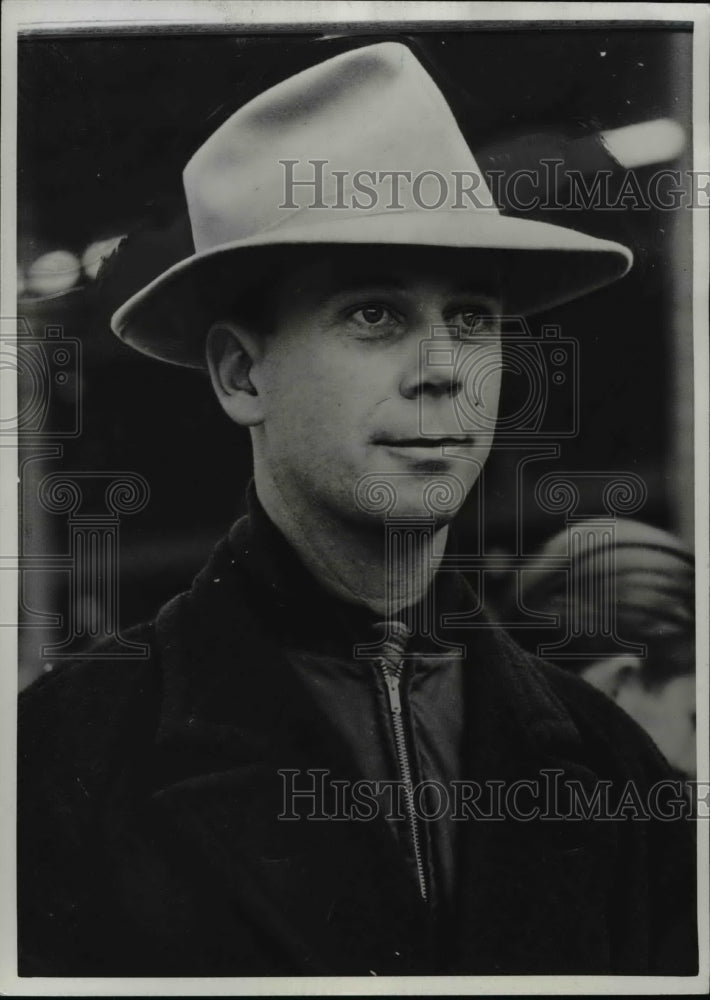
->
[145, 492, 614, 974]
[225, 480, 476, 655]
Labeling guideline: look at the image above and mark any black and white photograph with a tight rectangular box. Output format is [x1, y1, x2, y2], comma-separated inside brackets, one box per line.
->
[2, 1, 708, 994]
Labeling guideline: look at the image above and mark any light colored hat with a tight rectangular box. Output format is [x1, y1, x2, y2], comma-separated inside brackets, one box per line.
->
[111, 42, 633, 369]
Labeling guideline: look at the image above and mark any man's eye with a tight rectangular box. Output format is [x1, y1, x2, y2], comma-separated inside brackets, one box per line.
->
[347, 304, 400, 332]
[352, 305, 391, 326]
[458, 310, 477, 328]
[453, 309, 499, 337]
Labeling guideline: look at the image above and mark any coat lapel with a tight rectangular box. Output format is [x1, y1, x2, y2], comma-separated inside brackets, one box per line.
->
[446, 619, 618, 973]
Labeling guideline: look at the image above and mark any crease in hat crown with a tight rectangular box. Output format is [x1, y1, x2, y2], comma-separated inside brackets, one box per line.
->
[111, 40, 634, 368]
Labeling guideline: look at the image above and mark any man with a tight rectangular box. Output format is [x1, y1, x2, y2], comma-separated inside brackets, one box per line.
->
[18, 41, 697, 977]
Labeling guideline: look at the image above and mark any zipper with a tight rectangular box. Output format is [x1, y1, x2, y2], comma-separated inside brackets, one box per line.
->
[375, 632, 428, 903]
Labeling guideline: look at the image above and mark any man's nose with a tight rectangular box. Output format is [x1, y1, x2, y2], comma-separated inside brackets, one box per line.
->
[398, 327, 463, 400]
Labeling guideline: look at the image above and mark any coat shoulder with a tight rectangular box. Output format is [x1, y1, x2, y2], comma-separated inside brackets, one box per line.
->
[492, 625, 676, 781]
[19, 619, 162, 796]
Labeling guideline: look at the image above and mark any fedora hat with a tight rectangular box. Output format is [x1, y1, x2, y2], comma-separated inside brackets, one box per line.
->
[111, 42, 633, 369]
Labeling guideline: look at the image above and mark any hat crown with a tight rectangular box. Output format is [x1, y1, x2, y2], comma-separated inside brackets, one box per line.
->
[111, 41, 633, 368]
[183, 42, 496, 252]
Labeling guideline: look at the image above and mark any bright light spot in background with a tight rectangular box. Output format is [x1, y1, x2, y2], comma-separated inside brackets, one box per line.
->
[82, 236, 124, 279]
[27, 250, 81, 296]
[600, 118, 686, 169]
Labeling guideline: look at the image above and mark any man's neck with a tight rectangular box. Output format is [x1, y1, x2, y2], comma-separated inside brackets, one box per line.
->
[254, 474, 448, 616]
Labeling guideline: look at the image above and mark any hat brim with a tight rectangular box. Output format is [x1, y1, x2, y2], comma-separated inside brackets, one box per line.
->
[111, 211, 633, 369]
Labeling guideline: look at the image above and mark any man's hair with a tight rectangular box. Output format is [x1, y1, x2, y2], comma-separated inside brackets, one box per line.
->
[198, 268, 282, 338]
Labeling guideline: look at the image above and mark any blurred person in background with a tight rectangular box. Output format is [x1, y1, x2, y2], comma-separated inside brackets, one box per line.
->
[501, 518, 696, 777]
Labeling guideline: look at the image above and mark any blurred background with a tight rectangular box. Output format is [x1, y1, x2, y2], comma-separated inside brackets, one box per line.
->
[16, 25, 694, 687]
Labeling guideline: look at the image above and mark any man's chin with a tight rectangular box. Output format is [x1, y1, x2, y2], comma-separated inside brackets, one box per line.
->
[352, 471, 470, 524]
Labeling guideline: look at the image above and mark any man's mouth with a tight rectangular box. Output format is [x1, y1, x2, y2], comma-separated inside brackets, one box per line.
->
[375, 435, 476, 447]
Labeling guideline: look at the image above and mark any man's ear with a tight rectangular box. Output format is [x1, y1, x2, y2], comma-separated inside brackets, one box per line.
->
[582, 655, 644, 701]
[205, 321, 265, 427]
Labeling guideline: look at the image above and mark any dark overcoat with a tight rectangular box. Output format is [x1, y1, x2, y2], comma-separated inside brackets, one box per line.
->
[18, 515, 697, 977]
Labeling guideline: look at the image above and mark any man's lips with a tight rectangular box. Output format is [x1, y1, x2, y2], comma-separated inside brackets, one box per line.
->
[374, 435, 476, 447]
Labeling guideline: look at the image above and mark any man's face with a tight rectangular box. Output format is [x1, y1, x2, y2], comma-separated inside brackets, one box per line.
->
[250, 247, 502, 525]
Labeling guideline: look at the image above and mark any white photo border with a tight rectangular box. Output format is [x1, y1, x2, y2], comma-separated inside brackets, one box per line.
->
[1, 2, 708, 995]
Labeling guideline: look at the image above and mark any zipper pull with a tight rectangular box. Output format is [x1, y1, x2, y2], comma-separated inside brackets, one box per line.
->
[380, 662, 403, 715]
